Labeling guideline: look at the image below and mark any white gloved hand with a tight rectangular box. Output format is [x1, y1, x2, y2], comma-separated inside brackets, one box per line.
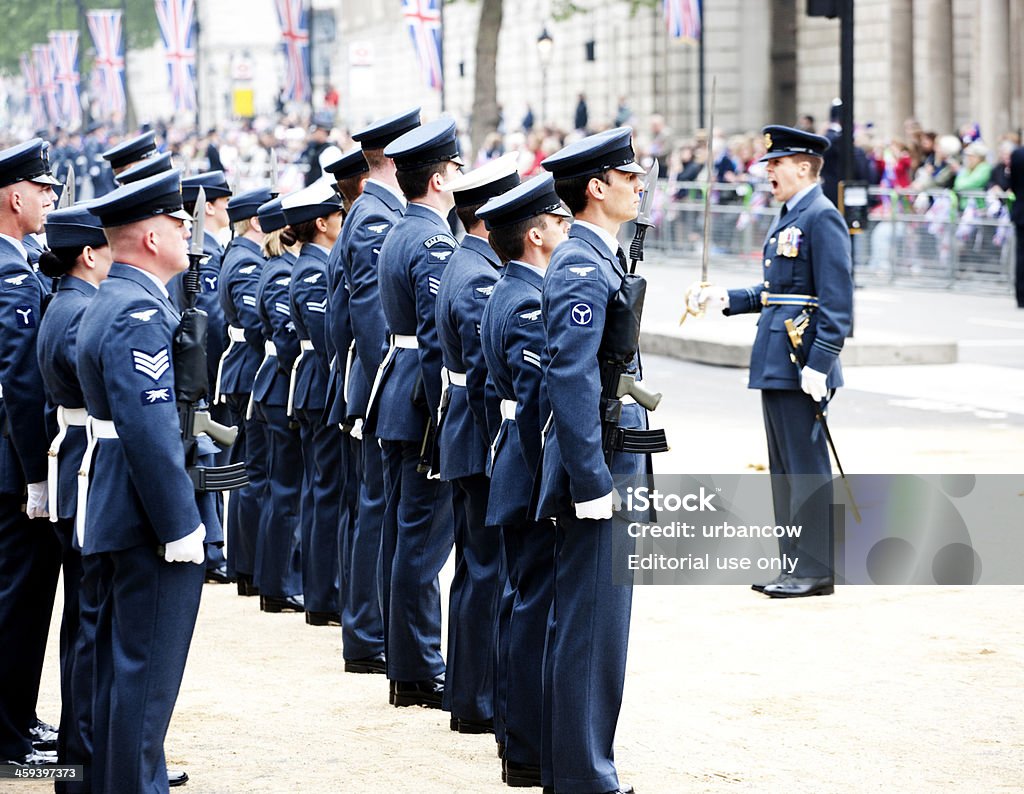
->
[26, 481, 49, 519]
[685, 280, 705, 314]
[698, 284, 729, 314]
[349, 418, 364, 441]
[575, 491, 614, 521]
[163, 523, 207, 564]
[800, 366, 829, 402]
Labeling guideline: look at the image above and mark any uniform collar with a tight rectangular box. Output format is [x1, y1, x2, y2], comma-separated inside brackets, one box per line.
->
[409, 201, 450, 225]
[571, 220, 620, 261]
[365, 178, 407, 209]
[0, 233, 28, 261]
[58, 274, 98, 295]
[461, 234, 500, 268]
[302, 242, 330, 262]
[784, 182, 819, 214]
[232, 236, 264, 256]
[204, 229, 224, 254]
[107, 262, 172, 302]
[504, 260, 544, 290]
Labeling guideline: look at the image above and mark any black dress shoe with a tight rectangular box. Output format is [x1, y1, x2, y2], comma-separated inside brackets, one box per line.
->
[4, 749, 57, 765]
[260, 593, 305, 613]
[751, 574, 789, 594]
[763, 576, 834, 598]
[236, 574, 259, 597]
[456, 716, 495, 735]
[504, 759, 541, 787]
[305, 610, 341, 626]
[392, 676, 444, 708]
[345, 653, 386, 674]
[204, 564, 234, 584]
[168, 769, 189, 787]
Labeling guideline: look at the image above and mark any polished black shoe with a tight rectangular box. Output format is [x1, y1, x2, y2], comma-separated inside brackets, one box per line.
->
[168, 769, 189, 787]
[344, 653, 385, 674]
[751, 574, 789, 594]
[763, 576, 834, 598]
[204, 564, 234, 585]
[504, 759, 541, 787]
[236, 574, 259, 597]
[449, 715, 459, 732]
[260, 593, 305, 613]
[4, 749, 57, 765]
[29, 720, 57, 751]
[392, 676, 444, 708]
[305, 610, 341, 626]
[456, 716, 495, 735]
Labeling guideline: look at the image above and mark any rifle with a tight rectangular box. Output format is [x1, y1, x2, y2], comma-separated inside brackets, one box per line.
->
[783, 310, 861, 523]
[599, 161, 669, 465]
[173, 185, 248, 492]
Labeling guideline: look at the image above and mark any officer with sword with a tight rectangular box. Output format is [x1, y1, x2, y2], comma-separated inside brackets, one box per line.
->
[687, 124, 854, 599]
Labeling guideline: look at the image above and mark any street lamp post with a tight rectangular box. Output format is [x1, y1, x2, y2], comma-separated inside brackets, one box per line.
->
[537, 27, 553, 126]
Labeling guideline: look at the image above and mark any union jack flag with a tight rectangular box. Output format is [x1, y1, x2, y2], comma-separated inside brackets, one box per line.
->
[87, 10, 126, 118]
[33, 44, 61, 125]
[155, 0, 197, 114]
[275, 0, 311, 104]
[20, 53, 47, 131]
[665, 0, 701, 42]
[402, 0, 443, 91]
[49, 31, 82, 128]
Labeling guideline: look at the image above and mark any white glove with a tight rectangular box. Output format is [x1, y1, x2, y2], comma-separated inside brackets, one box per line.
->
[163, 523, 206, 564]
[698, 284, 729, 314]
[685, 280, 705, 314]
[575, 491, 614, 521]
[800, 366, 829, 402]
[349, 418, 364, 441]
[26, 481, 48, 519]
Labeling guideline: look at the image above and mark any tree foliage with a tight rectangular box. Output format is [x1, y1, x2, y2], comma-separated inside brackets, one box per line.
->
[0, 0, 159, 75]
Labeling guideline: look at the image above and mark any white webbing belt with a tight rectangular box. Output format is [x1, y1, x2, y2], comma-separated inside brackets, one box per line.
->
[393, 334, 418, 349]
[286, 339, 316, 416]
[447, 370, 467, 387]
[246, 341, 280, 420]
[47, 406, 87, 524]
[75, 417, 118, 546]
[342, 340, 356, 406]
[366, 334, 418, 423]
[214, 325, 247, 404]
[500, 399, 517, 421]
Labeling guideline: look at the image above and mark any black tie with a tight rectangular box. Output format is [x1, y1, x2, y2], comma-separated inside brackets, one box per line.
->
[779, 204, 789, 220]
[616, 247, 629, 275]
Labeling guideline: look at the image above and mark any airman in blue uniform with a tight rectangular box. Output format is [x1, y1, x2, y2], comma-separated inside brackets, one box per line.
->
[281, 183, 346, 619]
[0, 139, 62, 767]
[477, 174, 571, 787]
[537, 127, 648, 794]
[217, 187, 274, 596]
[366, 117, 463, 707]
[434, 152, 520, 733]
[250, 196, 305, 615]
[329, 109, 419, 675]
[35, 205, 113, 786]
[692, 125, 853, 598]
[320, 149, 369, 633]
[99, 130, 157, 188]
[77, 170, 211, 793]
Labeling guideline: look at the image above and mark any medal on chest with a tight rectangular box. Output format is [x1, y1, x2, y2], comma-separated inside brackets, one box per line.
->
[776, 226, 803, 258]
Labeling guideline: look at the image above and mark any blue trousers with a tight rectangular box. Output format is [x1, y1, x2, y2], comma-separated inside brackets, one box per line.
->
[502, 518, 555, 767]
[762, 389, 834, 577]
[297, 414, 341, 614]
[90, 546, 203, 794]
[253, 404, 303, 599]
[223, 393, 267, 579]
[0, 496, 60, 760]
[541, 508, 635, 794]
[342, 435, 384, 660]
[443, 474, 501, 722]
[380, 440, 453, 681]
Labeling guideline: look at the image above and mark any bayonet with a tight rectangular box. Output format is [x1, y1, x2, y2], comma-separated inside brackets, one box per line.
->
[57, 163, 75, 209]
[627, 159, 659, 273]
[190, 185, 206, 260]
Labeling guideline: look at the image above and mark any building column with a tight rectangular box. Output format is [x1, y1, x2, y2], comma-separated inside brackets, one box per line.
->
[978, 0, 1011, 143]
[922, 0, 954, 134]
[888, 0, 914, 138]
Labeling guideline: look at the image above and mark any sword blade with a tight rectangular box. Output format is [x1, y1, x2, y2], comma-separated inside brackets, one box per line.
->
[700, 76, 717, 284]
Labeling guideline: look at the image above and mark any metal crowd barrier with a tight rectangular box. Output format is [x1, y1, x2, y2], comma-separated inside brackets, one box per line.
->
[642, 181, 1016, 292]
